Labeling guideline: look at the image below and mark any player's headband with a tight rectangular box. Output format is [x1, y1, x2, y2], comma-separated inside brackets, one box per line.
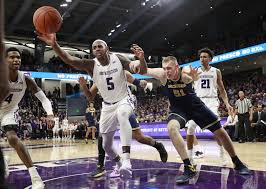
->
[92, 39, 108, 47]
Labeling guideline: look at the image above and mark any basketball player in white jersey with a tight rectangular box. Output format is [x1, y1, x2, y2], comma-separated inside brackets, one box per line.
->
[62, 117, 69, 139]
[0, 1, 11, 187]
[185, 48, 233, 165]
[79, 74, 168, 178]
[0, 47, 54, 189]
[37, 31, 147, 179]
[53, 114, 60, 140]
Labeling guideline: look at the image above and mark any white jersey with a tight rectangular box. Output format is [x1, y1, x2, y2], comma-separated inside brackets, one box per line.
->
[62, 119, 68, 127]
[54, 117, 59, 127]
[194, 66, 218, 98]
[0, 71, 27, 112]
[93, 53, 129, 103]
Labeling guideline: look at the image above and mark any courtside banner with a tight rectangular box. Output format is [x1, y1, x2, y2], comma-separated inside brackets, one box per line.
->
[181, 43, 266, 68]
[22, 71, 151, 80]
[115, 118, 226, 139]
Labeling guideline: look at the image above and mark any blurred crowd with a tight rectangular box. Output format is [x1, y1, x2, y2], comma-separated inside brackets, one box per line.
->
[9, 68, 264, 140]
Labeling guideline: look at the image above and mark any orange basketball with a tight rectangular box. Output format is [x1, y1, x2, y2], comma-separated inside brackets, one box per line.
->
[33, 6, 62, 34]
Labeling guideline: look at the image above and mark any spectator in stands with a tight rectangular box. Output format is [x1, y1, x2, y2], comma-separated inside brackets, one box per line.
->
[251, 104, 266, 141]
[223, 109, 238, 141]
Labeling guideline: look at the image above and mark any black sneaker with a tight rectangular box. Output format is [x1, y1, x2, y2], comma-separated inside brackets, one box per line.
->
[156, 142, 168, 162]
[88, 165, 106, 178]
[234, 163, 250, 175]
[176, 164, 197, 184]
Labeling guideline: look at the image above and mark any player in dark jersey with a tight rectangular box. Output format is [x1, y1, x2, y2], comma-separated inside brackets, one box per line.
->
[85, 102, 97, 143]
[141, 56, 250, 184]
[79, 72, 168, 178]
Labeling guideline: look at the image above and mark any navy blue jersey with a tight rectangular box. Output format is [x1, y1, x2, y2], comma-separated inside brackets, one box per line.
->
[162, 70, 198, 112]
[162, 69, 220, 131]
[85, 108, 96, 126]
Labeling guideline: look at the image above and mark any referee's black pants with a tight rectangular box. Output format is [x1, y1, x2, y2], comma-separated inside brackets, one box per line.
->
[238, 113, 253, 141]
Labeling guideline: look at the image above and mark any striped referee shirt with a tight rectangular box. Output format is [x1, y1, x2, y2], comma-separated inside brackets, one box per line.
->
[235, 98, 252, 114]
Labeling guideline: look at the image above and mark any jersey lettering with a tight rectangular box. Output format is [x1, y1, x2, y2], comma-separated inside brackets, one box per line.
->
[173, 89, 186, 97]
[106, 77, 115, 90]
[201, 79, 210, 88]
[4, 94, 14, 103]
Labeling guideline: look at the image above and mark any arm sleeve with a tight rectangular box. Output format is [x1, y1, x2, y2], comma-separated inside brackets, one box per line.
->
[35, 90, 53, 115]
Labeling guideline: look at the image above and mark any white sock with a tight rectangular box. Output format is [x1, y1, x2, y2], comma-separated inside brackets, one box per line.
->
[28, 166, 40, 178]
[122, 153, 130, 160]
[188, 149, 193, 159]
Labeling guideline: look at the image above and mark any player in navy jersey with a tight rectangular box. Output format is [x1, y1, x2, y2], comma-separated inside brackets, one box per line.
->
[85, 102, 97, 143]
[140, 56, 249, 184]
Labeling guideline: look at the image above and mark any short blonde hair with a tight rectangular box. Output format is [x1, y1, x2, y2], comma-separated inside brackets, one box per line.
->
[162, 56, 178, 65]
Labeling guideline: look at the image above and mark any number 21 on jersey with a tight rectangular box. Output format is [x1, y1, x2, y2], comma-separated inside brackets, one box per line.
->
[201, 79, 210, 88]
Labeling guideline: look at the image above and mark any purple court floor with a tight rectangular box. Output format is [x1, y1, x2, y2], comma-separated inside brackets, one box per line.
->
[7, 157, 266, 189]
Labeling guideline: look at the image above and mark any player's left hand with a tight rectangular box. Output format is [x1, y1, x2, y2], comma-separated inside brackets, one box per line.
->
[140, 80, 148, 88]
[129, 62, 140, 73]
[131, 44, 144, 60]
[185, 65, 201, 81]
[226, 104, 233, 114]
[78, 77, 87, 86]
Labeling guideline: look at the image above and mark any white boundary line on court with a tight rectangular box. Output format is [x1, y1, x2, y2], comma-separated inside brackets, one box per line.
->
[24, 167, 226, 189]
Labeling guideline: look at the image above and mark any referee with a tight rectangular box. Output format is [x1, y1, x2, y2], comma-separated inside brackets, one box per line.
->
[235, 91, 253, 143]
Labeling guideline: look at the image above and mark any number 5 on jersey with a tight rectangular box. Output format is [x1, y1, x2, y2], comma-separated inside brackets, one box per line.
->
[106, 77, 114, 90]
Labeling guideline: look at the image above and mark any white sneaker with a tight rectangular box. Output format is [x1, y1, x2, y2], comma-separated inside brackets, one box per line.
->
[193, 150, 204, 159]
[109, 166, 120, 178]
[31, 176, 45, 189]
[119, 160, 132, 179]
[4, 156, 9, 179]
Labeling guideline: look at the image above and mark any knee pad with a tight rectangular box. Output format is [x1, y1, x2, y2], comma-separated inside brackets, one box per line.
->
[186, 120, 197, 135]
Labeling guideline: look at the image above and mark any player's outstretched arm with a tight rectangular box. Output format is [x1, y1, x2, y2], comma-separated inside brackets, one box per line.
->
[25, 76, 53, 117]
[181, 65, 201, 84]
[36, 32, 94, 74]
[130, 44, 147, 74]
[145, 68, 167, 84]
[117, 44, 147, 74]
[78, 77, 97, 102]
[124, 70, 147, 88]
[0, 0, 10, 103]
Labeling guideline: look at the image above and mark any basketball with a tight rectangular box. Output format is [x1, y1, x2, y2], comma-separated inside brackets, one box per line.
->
[33, 6, 62, 34]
